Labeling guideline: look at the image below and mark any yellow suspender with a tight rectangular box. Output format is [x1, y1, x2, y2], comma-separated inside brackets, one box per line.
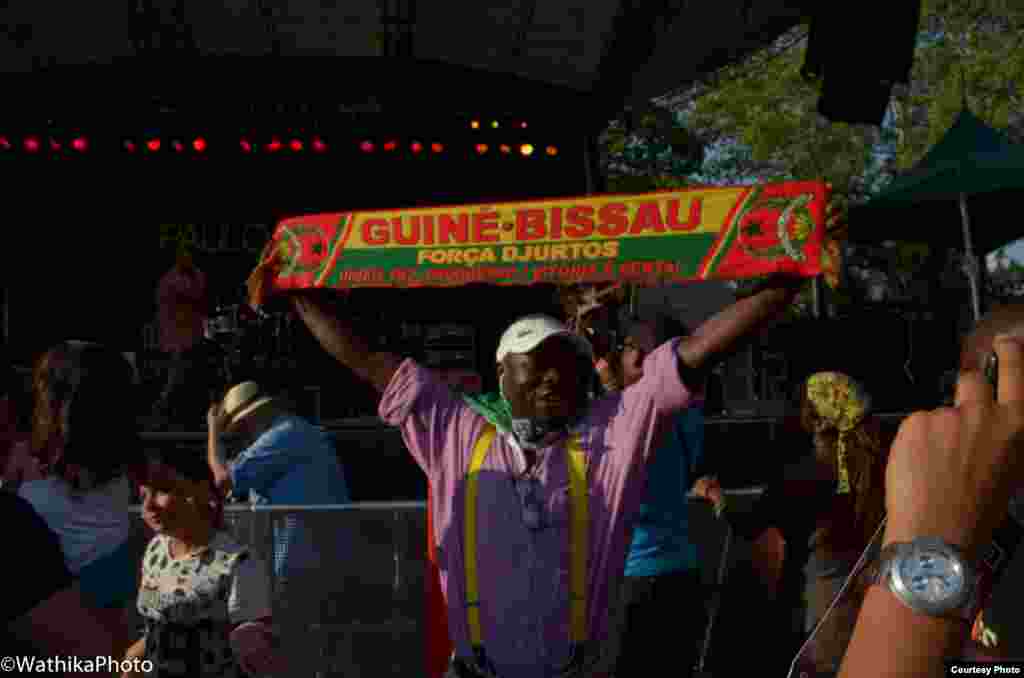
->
[465, 424, 496, 649]
[566, 433, 588, 643]
[464, 423, 588, 658]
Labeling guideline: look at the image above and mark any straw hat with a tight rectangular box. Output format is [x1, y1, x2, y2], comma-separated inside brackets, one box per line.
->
[222, 381, 279, 431]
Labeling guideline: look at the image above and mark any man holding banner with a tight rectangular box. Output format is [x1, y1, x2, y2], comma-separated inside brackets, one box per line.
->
[246, 180, 839, 677]
[288, 272, 802, 677]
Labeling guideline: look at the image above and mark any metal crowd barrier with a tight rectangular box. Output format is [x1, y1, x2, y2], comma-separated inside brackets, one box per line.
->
[135, 412, 913, 442]
[124, 493, 763, 678]
[128, 502, 428, 678]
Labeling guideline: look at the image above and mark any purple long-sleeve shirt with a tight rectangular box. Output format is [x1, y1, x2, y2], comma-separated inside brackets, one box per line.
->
[379, 338, 697, 678]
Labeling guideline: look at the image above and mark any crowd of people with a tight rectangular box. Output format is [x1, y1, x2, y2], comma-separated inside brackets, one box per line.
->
[3, 271, 1024, 677]
[1, 340, 349, 676]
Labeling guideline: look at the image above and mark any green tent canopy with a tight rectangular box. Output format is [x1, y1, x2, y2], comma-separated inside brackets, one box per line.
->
[850, 108, 1024, 253]
[848, 108, 1024, 319]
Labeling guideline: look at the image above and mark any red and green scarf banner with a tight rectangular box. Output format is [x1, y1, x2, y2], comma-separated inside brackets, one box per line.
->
[247, 180, 840, 304]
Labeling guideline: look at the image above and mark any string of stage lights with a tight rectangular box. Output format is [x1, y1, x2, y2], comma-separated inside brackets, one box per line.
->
[0, 119, 560, 158]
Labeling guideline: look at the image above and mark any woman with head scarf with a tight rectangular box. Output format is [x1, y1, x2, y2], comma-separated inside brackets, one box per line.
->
[799, 372, 887, 674]
[694, 371, 888, 676]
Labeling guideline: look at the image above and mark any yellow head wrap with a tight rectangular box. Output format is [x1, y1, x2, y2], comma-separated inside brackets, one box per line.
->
[805, 372, 871, 495]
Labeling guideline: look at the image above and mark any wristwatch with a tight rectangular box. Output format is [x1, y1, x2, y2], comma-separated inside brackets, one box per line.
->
[866, 537, 979, 621]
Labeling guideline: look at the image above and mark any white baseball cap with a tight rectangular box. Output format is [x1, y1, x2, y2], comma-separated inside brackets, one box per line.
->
[496, 314, 594, 364]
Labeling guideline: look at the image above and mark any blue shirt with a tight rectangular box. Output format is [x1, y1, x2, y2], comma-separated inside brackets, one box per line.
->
[624, 406, 705, 578]
[230, 415, 351, 577]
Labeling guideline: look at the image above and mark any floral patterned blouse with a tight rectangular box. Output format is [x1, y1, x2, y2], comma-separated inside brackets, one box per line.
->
[137, 532, 272, 677]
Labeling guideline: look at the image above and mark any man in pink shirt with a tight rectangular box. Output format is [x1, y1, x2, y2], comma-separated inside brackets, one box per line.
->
[153, 243, 209, 427]
[290, 276, 802, 678]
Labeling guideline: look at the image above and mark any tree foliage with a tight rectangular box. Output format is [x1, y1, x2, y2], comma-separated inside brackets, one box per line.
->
[598, 1, 1024, 315]
[600, 105, 705, 193]
[687, 29, 885, 202]
[610, 0, 1024, 202]
[597, 1, 1024, 315]
[892, 0, 1024, 166]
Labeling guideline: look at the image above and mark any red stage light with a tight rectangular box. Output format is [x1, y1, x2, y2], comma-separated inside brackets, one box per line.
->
[267, 138, 282, 152]
[124, 140, 137, 152]
[50, 139, 62, 151]
[193, 138, 207, 152]
[173, 141, 184, 152]
[312, 138, 327, 152]
[290, 139, 303, 151]
[240, 140, 253, 152]
[431, 142, 443, 153]
[0, 137, 10, 150]
[475, 143, 488, 154]
[24, 137, 40, 152]
[146, 139, 161, 151]
[500, 144, 511, 154]
[410, 142, 423, 153]
[383, 140, 397, 152]
[72, 137, 88, 152]
[360, 141, 374, 152]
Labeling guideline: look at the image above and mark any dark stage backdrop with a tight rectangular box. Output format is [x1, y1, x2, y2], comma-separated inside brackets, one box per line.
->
[3, 126, 589, 370]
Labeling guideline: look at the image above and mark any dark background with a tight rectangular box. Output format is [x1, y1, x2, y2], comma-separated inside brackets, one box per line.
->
[1, 114, 588, 372]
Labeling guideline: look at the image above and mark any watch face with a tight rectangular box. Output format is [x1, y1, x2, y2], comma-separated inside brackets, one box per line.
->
[896, 546, 966, 606]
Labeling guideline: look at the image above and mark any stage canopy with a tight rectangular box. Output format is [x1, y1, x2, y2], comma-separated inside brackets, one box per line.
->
[0, 1, 807, 128]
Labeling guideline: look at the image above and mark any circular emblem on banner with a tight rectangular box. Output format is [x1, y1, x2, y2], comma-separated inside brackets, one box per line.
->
[737, 194, 812, 263]
[279, 225, 331, 276]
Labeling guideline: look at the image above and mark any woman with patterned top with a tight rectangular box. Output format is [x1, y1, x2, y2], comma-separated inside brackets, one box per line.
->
[124, 450, 284, 678]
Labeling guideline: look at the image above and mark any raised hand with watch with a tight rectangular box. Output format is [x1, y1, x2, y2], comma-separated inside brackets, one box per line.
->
[838, 335, 1024, 678]
[863, 350, 1022, 626]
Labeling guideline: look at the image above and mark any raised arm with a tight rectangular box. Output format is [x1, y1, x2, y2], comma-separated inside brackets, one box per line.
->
[678, 275, 804, 381]
[840, 336, 1024, 677]
[290, 292, 402, 394]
